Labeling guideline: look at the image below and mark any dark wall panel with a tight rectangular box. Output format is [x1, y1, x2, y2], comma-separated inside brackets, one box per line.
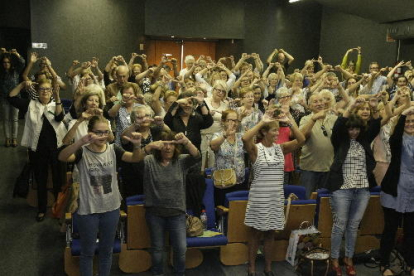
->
[145, 0, 245, 39]
[319, 7, 397, 72]
[241, 0, 322, 73]
[0, 0, 30, 29]
[30, 0, 145, 97]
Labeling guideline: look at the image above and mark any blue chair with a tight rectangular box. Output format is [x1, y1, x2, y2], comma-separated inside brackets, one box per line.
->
[64, 211, 125, 276]
[184, 178, 228, 268]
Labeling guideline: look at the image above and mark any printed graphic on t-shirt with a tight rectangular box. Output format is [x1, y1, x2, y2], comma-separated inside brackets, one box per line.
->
[87, 159, 114, 195]
[90, 174, 112, 194]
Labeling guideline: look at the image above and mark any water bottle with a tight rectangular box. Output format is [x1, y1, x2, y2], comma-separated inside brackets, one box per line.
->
[200, 210, 208, 231]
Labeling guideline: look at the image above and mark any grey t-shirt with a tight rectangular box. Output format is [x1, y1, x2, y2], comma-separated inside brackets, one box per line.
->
[143, 154, 200, 214]
[74, 143, 125, 215]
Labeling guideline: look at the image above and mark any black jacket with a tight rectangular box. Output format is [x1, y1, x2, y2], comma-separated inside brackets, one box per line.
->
[381, 115, 406, 197]
[325, 116, 381, 192]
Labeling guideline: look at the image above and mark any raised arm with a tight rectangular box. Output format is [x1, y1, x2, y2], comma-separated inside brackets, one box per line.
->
[22, 52, 38, 81]
[280, 113, 305, 154]
[387, 61, 404, 86]
[266, 49, 278, 64]
[279, 49, 294, 65]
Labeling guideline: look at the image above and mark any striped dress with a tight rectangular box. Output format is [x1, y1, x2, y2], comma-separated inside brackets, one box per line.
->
[244, 143, 285, 231]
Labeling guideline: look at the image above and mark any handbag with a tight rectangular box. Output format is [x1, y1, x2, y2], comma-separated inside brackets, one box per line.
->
[13, 162, 33, 198]
[186, 214, 204, 237]
[213, 138, 238, 189]
[213, 168, 237, 188]
[52, 183, 71, 219]
[296, 247, 331, 276]
[286, 221, 321, 266]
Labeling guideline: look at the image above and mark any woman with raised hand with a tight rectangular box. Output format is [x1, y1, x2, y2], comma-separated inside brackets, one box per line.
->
[107, 82, 144, 146]
[0, 49, 25, 147]
[210, 109, 246, 205]
[237, 87, 263, 133]
[200, 80, 229, 171]
[120, 105, 169, 197]
[9, 78, 66, 221]
[326, 97, 382, 276]
[379, 106, 414, 276]
[142, 131, 201, 276]
[58, 115, 143, 276]
[242, 109, 305, 276]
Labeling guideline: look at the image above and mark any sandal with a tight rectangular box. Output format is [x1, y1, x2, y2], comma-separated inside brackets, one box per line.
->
[380, 265, 395, 276]
[344, 264, 356, 276]
[332, 265, 342, 276]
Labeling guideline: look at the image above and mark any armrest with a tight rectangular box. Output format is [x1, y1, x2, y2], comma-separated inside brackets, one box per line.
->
[310, 192, 317, 200]
[216, 205, 229, 216]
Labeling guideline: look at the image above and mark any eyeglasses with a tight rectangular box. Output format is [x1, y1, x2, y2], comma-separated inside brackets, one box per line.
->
[92, 130, 110, 136]
[321, 125, 328, 137]
[38, 87, 52, 92]
[136, 114, 151, 120]
[214, 88, 225, 94]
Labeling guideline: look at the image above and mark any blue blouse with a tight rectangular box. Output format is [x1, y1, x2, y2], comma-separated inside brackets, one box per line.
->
[381, 134, 414, 213]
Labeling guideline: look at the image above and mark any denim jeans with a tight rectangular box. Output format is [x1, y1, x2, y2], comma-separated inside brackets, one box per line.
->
[76, 208, 120, 276]
[1, 98, 18, 139]
[300, 170, 329, 199]
[146, 212, 187, 276]
[330, 188, 370, 259]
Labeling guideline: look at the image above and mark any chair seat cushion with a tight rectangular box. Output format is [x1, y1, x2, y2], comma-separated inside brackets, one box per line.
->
[71, 238, 122, 256]
[186, 229, 228, 247]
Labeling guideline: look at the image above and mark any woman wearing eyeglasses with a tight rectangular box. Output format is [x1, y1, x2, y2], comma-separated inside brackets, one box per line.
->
[58, 115, 143, 276]
[120, 105, 169, 197]
[200, 80, 229, 171]
[210, 109, 246, 205]
[9, 79, 66, 221]
[237, 87, 263, 133]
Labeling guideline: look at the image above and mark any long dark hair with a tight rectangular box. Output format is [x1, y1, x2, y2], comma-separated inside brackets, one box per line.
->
[0, 53, 16, 77]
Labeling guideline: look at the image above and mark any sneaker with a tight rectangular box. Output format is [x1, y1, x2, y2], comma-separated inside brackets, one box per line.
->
[5, 139, 11, 147]
[12, 139, 17, 147]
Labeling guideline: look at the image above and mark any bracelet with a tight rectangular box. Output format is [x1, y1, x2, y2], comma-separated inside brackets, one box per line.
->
[55, 102, 62, 105]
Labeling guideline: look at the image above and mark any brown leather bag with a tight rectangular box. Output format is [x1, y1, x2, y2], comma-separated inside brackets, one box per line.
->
[212, 169, 237, 189]
[186, 214, 204, 237]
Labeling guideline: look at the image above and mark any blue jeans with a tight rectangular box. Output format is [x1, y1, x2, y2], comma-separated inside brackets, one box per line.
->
[300, 170, 329, 199]
[146, 212, 187, 276]
[330, 188, 370, 259]
[76, 208, 120, 276]
[1, 98, 18, 139]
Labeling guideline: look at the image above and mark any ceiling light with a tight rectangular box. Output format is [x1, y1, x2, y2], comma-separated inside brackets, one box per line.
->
[289, 0, 301, 3]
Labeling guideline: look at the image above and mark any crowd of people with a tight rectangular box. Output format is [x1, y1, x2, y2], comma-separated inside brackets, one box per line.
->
[1, 45, 414, 276]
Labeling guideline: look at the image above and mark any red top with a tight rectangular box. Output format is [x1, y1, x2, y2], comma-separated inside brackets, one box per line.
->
[275, 126, 294, 172]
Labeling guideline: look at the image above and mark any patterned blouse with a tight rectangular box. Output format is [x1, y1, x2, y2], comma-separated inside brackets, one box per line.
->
[212, 132, 245, 184]
[341, 139, 369, 189]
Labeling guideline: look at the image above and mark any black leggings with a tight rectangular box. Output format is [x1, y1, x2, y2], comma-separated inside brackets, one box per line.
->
[29, 148, 63, 213]
[380, 206, 414, 267]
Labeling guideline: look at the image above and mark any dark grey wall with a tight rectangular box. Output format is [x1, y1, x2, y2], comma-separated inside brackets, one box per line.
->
[241, 0, 322, 73]
[319, 7, 397, 72]
[0, 0, 31, 59]
[30, 0, 145, 97]
[145, 0, 245, 39]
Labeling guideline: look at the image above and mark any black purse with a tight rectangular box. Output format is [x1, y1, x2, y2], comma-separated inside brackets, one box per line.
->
[296, 247, 331, 276]
[13, 162, 33, 198]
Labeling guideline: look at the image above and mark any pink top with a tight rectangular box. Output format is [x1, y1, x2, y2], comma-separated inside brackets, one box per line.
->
[276, 126, 294, 172]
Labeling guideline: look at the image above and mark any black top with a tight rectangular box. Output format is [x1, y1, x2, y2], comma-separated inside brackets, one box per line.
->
[325, 116, 381, 192]
[381, 115, 406, 196]
[164, 103, 213, 151]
